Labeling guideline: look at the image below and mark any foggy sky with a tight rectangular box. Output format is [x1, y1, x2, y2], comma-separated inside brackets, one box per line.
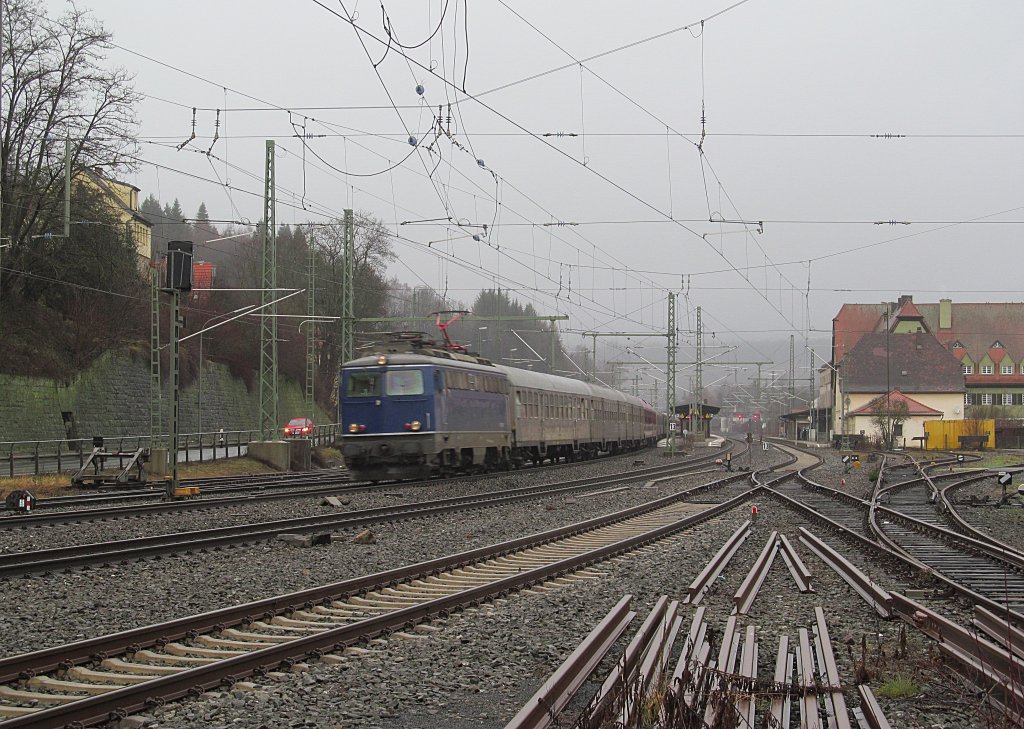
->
[40, 0, 1024, 374]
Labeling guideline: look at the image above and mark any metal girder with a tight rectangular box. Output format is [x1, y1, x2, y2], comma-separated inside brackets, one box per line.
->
[667, 293, 677, 454]
[149, 267, 161, 442]
[341, 209, 354, 366]
[306, 230, 316, 419]
[259, 140, 278, 439]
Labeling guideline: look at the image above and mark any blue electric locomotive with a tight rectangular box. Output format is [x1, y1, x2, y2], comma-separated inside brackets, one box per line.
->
[341, 342, 512, 481]
[340, 330, 662, 482]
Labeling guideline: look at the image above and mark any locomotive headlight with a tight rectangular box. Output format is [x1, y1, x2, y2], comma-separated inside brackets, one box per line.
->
[410, 420, 422, 431]
[348, 423, 359, 433]
[377, 355, 388, 365]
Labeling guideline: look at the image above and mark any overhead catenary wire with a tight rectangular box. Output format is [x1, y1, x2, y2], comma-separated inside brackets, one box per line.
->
[307, 0, 809, 337]
[86, 13, 1007, 344]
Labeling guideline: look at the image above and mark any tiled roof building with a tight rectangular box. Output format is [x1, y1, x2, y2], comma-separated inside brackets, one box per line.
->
[828, 295, 1024, 443]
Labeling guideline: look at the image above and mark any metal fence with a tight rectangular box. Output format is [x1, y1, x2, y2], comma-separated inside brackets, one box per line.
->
[1, 424, 341, 477]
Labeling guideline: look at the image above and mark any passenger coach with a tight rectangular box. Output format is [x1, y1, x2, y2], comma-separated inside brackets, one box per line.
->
[339, 333, 662, 482]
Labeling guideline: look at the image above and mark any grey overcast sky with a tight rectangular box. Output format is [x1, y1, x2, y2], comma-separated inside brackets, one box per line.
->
[42, 0, 1024, 366]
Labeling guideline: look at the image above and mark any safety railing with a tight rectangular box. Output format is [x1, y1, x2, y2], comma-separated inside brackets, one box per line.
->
[1, 424, 341, 477]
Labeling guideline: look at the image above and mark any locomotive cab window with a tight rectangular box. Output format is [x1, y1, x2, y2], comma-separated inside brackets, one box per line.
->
[347, 373, 381, 397]
[385, 369, 424, 396]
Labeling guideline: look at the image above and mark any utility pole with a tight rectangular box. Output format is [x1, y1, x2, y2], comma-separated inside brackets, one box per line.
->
[149, 250, 161, 445]
[667, 292, 677, 454]
[695, 306, 703, 435]
[306, 229, 316, 419]
[258, 140, 278, 439]
[341, 209, 354, 366]
[164, 242, 192, 500]
[789, 334, 795, 440]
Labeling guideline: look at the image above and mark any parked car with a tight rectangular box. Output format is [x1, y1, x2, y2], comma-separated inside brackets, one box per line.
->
[283, 417, 315, 438]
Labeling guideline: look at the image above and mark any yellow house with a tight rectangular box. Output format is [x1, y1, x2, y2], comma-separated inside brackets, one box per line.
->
[79, 168, 154, 263]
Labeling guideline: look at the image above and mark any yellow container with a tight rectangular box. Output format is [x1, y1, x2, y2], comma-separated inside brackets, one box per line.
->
[923, 420, 995, 450]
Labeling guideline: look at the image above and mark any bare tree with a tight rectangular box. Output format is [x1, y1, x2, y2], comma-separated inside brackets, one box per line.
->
[310, 212, 396, 410]
[870, 397, 909, 449]
[1, 0, 140, 253]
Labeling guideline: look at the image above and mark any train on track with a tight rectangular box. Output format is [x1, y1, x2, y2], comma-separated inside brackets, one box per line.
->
[339, 324, 665, 482]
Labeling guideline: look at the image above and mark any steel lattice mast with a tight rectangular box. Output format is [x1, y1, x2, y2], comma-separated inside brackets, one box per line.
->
[258, 141, 278, 439]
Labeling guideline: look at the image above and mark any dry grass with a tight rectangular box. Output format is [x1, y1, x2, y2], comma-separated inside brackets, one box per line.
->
[0, 457, 278, 500]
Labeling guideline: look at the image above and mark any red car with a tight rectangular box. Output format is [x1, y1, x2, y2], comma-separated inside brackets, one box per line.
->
[283, 417, 315, 437]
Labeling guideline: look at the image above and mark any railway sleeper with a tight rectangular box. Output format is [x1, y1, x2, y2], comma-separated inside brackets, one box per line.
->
[129, 649, 219, 666]
[251, 620, 329, 634]
[194, 635, 276, 650]
[66, 666, 153, 686]
[99, 657, 190, 676]
[27, 675, 114, 695]
[0, 684, 82, 705]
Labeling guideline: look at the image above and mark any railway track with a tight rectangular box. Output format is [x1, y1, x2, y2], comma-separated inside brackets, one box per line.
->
[772, 477, 869, 535]
[870, 456, 1024, 617]
[0, 469, 353, 513]
[0, 446, 717, 529]
[0, 467, 766, 725]
[0, 448, 741, 578]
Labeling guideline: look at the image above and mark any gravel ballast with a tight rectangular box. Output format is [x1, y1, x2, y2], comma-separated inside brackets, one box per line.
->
[0, 442, 1014, 727]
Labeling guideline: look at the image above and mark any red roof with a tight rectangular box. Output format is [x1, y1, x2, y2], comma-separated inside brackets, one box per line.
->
[894, 299, 925, 322]
[986, 347, 1011, 364]
[914, 301, 1024, 364]
[833, 303, 887, 365]
[835, 296, 1024, 375]
[848, 389, 943, 416]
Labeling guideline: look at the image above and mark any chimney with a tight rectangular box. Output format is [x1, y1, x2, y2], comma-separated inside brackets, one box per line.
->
[939, 298, 952, 329]
[898, 294, 912, 307]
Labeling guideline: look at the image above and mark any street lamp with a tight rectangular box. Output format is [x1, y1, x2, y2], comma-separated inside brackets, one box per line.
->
[198, 305, 254, 433]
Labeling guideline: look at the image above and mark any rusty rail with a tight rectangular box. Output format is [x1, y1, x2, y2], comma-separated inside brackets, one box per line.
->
[733, 531, 779, 615]
[683, 520, 750, 605]
[890, 591, 1024, 722]
[732, 530, 815, 616]
[778, 533, 814, 593]
[855, 685, 893, 729]
[668, 607, 882, 728]
[798, 527, 892, 618]
[504, 595, 635, 729]
[975, 605, 1024, 660]
[582, 596, 673, 725]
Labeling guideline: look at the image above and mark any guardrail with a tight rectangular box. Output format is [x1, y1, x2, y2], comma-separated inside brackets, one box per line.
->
[1, 425, 341, 477]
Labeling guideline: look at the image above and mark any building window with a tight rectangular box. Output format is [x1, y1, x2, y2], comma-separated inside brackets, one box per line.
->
[981, 364, 993, 375]
[1004, 393, 1014, 405]
[982, 393, 993, 405]
[1002, 364, 1014, 375]
[893, 423, 903, 437]
[962, 364, 973, 375]
[965, 393, 972, 406]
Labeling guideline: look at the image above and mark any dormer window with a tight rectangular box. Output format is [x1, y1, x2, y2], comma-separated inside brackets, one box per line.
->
[981, 364, 993, 375]
[962, 364, 973, 375]
[952, 340, 965, 349]
[1002, 364, 1014, 375]
[992, 340, 1005, 348]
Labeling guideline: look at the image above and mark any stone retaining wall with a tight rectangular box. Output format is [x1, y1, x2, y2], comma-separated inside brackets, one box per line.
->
[0, 351, 333, 443]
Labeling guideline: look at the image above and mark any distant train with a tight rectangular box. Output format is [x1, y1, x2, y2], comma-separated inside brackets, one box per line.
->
[339, 332, 664, 482]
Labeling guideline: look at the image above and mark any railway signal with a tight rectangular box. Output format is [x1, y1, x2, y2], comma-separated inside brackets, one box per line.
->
[999, 471, 1013, 502]
[5, 490, 34, 513]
